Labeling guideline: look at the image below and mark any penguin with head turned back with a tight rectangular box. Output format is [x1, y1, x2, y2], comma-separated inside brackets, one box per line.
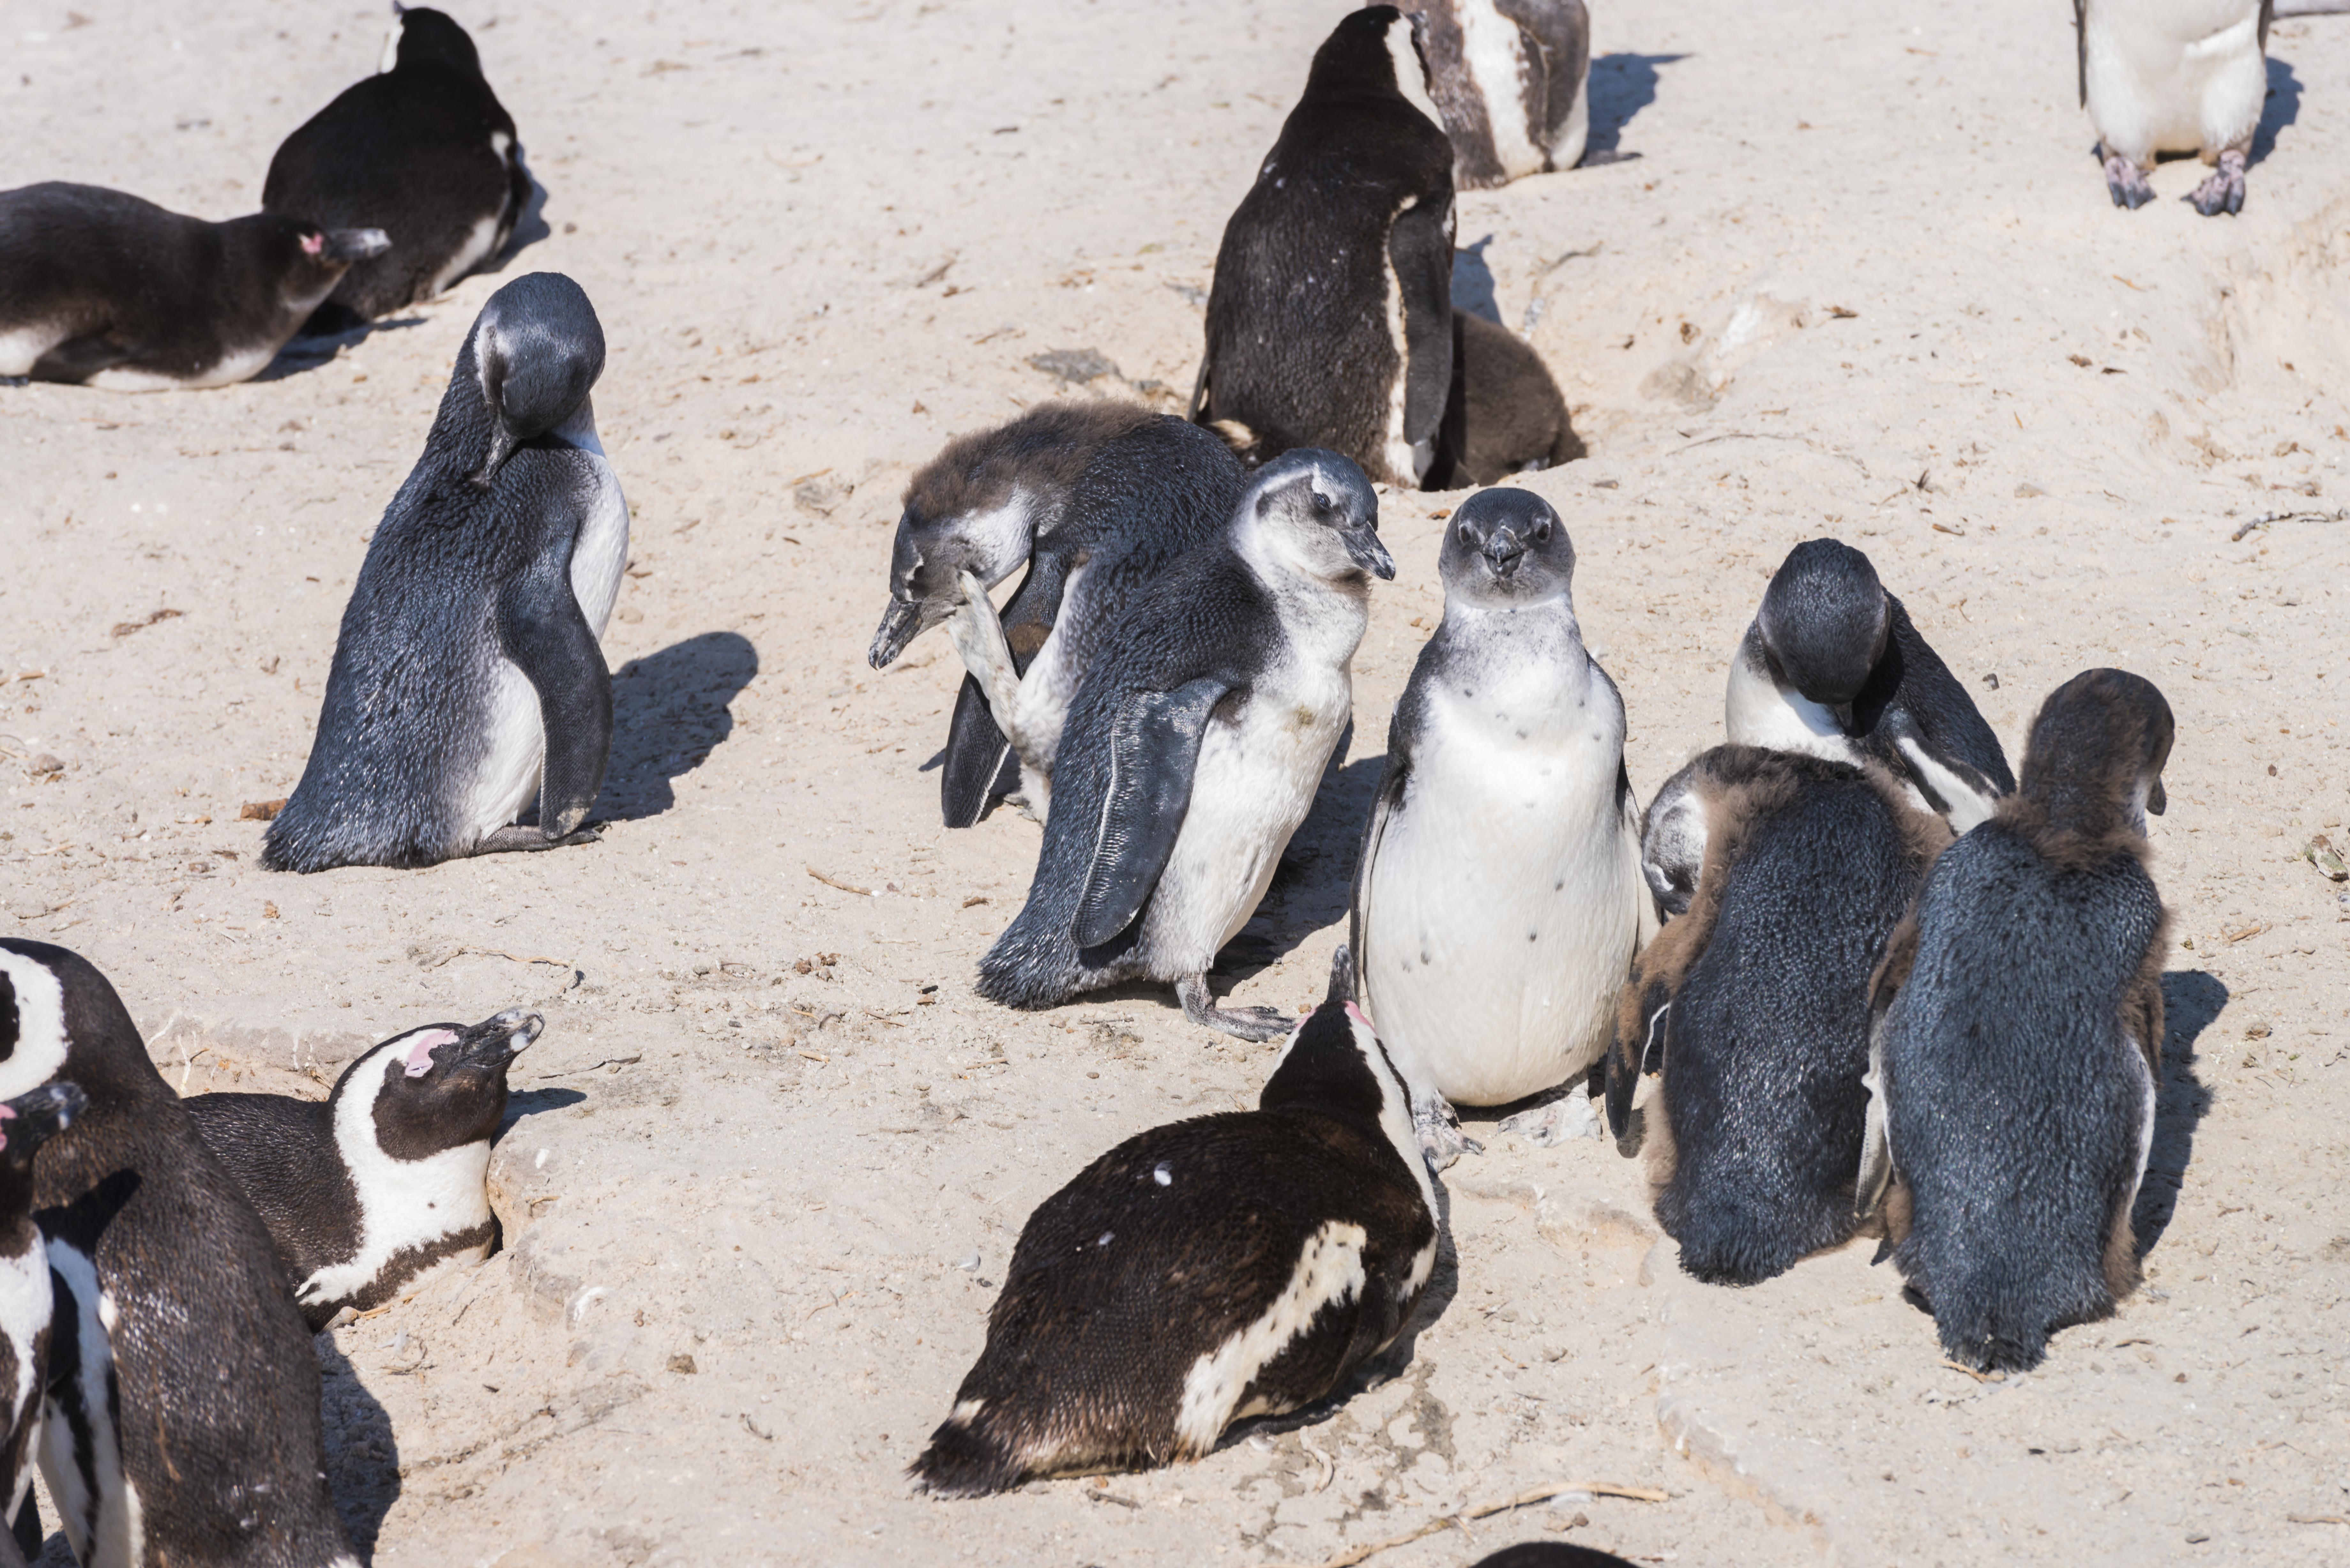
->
[1405, 0, 1592, 188]
[0, 1084, 83, 1565]
[912, 948, 1435, 1496]
[1725, 538, 2013, 832]
[263, 272, 629, 872]
[1858, 670, 2174, 1373]
[867, 403, 1246, 825]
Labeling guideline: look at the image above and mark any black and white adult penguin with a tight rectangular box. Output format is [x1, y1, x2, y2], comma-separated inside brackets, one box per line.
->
[1404, 0, 1592, 187]
[1426, 310, 1585, 488]
[262, 272, 628, 872]
[1602, 747, 1949, 1286]
[866, 402, 1246, 826]
[1857, 670, 2174, 1373]
[1725, 538, 2013, 833]
[911, 948, 1434, 1496]
[0, 1084, 82, 1564]
[184, 1009, 539, 1331]
[2076, 0, 2271, 215]
[0, 941, 357, 1568]
[1350, 488, 1646, 1164]
[0, 182, 388, 388]
[264, 5, 531, 332]
[977, 451, 1394, 1039]
[1190, 7, 1456, 488]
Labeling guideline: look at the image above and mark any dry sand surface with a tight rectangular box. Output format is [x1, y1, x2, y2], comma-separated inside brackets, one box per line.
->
[6, 0, 2350, 1563]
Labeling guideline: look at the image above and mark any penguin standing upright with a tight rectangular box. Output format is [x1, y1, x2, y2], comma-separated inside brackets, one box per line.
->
[1725, 538, 2013, 832]
[1192, 7, 1456, 488]
[1351, 488, 1645, 1163]
[1603, 747, 1948, 1286]
[2076, 0, 2272, 215]
[978, 451, 1394, 1039]
[912, 949, 1435, 1496]
[867, 403, 1246, 825]
[0, 1085, 82, 1564]
[263, 272, 629, 872]
[1405, 0, 1593, 187]
[1858, 670, 2175, 1372]
[264, 5, 531, 331]
[0, 941, 357, 1568]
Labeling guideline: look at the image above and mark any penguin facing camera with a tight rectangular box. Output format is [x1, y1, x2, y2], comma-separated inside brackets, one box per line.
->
[1858, 669, 2174, 1373]
[977, 450, 1393, 1040]
[2076, 0, 2271, 215]
[1427, 310, 1586, 488]
[1603, 748, 1947, 1286]
[1725, 538, 2013, 832]
[265, 4, 532, 332]
[1352, 488, 1646, 1165]
[185, 1009, 540, 1330]
[1405, 0, 1592, 188]
[263, 272, 629, 872]
[1192, 6, 1456, 487]
[868, 403, 1246, 826]
[0, 1084, 83, 1564]
[0, 182, 388, 388]
[911, 948, 1435, 1497]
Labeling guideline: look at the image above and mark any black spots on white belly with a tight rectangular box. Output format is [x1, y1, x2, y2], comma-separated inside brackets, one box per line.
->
[1460, 688, 1475, 698]
[1527, 930, 1540, 942]
[1515, 728, 1529, 739]
[1553, 879, 1565, 891]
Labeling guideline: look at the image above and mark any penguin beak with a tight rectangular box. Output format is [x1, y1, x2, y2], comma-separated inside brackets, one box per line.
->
[322, 228, 392, 264]
[2146, 776, 2167, 817]
[453, 1009, 544, 1072]
[869, 598, 922, 670]
[1481, 529, 1526, 579]
[1343, 524, 1396, 581]
[1830, 701, 1856, 731]
[0, 1082, 85, 1168]
[471, 426, 522, 486]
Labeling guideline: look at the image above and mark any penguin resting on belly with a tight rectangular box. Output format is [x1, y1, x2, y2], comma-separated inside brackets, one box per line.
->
[977, 450, 1394, 1039]
[2077, 0, 2272, 215]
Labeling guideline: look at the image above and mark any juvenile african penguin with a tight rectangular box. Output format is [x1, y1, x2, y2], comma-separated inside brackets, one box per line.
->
[1858, 669, 2175, 1373]
[1427, 310, 1585, 488]
[0, 941, 357, 1568]
[264, 5, 531, 331]
[263, 272, 628, 872]
[1191, 7, 1456, 487]
[1405, 0, 1592, 187]
[911, 948, 1435, 1496]
[2077, 0, 2271, 215]
[184, 1009, 540, 1331]
[0, 182, 388, 388]
[1470, 1546, 1642, 1568]
[978, 450, 1394, 1039]
[867, 402, 1246, 826]
[1351, 488, 1646, 1164]
[1726, 538, 2013, 832]
[0, 1085, 83, 1564]
[1603, 747, 1948, 1286]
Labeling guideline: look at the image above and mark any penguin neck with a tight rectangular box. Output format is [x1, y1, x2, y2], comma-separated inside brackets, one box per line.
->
[1439, 589, 1582, 648]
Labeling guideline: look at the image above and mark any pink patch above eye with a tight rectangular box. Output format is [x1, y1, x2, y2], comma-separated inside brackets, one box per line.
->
[1344, 1001, 1372, 1030]
[400, 1029, 460, 1077]
[301, 233, 325, 256]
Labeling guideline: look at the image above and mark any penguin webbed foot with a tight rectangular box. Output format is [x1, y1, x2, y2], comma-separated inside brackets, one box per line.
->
[1174, 974, 1292, 1042]
[1494, 1083, 1606, 1148]
[1411, 1094, 1479, 1170]
[472, 824, 602, 856]
[2101, 153, 2155, 210]
[2188, 149, 2248, 218]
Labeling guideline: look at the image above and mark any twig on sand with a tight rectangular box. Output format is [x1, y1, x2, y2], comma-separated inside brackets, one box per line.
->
[807, 867, 874, 896]
[2232, 508, 2347, 542]
[1940, 1359, 2005, 1384]
[1271, 1481, 1668, 1568]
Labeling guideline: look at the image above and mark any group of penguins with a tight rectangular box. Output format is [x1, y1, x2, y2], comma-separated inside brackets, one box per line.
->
[0, 0, 2263, 1562]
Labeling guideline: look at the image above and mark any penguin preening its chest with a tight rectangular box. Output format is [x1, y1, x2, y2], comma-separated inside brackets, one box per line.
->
[0, 941, 357, 1568]
[977, 450, 1394, 1040]
[264, 5, 531, 331]
[0, 183, 388, 388]
[184, 1009, 539, 1330]
[2077, 0, 2271, 215]
[1405, 0, 1592, 188]
[263, 272, 629, 872]
[1192, 6, 1456, 488]
[912, 950, 1435, 1497]
[1725, 538, 2013, 833]
[1352, 488, 1646, 1165]
[867, 403, 1246, 826]
[1604, 748, 1949, 1287]
[0, 1085, 83, 1564]
[1859, 669, 2175, 1373]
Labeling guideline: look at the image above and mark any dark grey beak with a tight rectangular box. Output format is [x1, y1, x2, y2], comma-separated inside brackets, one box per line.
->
[1325, 944, 1354, 1006]
[454, 1008, 544, 1071]
[2147, 776, 2167, 816]
[323, 228, 392, 263]
[0, 1081, 86, 1168]
[1345, 526, 1396, 581]
[1830, 701, 1856, 731]
[869, 599, 921, 670]
[1481, 528, 1526, 578]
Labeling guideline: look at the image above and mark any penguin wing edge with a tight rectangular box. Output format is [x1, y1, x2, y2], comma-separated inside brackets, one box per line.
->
[495, 563, 613, 838]
[1389, 196, 1456, 450]
[1072, 678, 1230, 948]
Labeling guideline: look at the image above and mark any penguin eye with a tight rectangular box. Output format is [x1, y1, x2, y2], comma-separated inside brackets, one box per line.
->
[1311, 490, 1333, 513]
[1456, 524, 1474, 545]
[1533, 521, 1551, 542]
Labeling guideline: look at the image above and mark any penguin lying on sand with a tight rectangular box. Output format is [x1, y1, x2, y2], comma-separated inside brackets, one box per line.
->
[1428, 311, 1585, 488]
[1859, 669, 2174, 1373]
[0, 182, 387, 388]
[977, 450, 1393, 1040]
[0, 1085, 82, 1565]
[1604, 748, 1947, 1286]
[868, 403, 1245, 826]
[2077, 0, 2271, 215]
[912, 948, 1435, 1497]
[1406, 0, 1592, 187]
[185, 1009, 540, 1330]
[263, 272, 628, 872]
[1725, 538, 2013, 833]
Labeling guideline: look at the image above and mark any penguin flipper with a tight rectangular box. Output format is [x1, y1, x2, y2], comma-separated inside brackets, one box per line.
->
[1071, 677, 1229, 948]
[1388, 194, 1457, 455]
[496, 563, 613, 839]
[941, 675, 1016, 828]
[1347, 705, 1414, 1007]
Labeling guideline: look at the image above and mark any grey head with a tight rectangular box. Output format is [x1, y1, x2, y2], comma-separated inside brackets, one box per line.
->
[1243, 448, 1396, 583]
[868, 455, 1041, 669]
[469, 272, 607, 485]
[1639, 757, 1708, 920]
[2016, 668, 2174, 836]
[1438, 486, 1574, 609]
[1754, 539, 1890, 725]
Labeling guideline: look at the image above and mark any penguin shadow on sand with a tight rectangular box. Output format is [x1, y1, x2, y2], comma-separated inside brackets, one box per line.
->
[1211, 731, 1386, 985]
[1453, 238, 1502, 327]
[2132, 969, 2225, 1256]
[2251, 56, 2303, 168]
[595, 631, 760, 821]
[1583, 53, 1686, 162]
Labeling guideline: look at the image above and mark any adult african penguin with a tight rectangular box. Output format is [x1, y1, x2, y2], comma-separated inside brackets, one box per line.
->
[1351, 488, 1646, 1165]
[0, 940, 357, 1568]
[0, 1084, 82, 1564]
[1191, 7, 1455, 487]
[867, 402, 1246, 826]
[1427, 310, 1585, 488]
[1405, 0, 1592, 187]
[2076, 0, 2271, 214]
[1726, 538, 2013, 832]
[184, 1009, 540, 1330]
[978, 450, 1394, 1039]
[1858, 669, 2175, 1372]
[911, 948, 1435, 1496]
[264, 5, 532, 332]
[262, 272, 629, 872]
[1602, 747, 1948, 1286]
[0, 183, 387, 388]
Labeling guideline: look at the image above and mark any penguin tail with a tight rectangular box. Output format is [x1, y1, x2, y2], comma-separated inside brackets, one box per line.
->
[908, 1406, 1026, 1499]
[974, 918, 1082, 1011]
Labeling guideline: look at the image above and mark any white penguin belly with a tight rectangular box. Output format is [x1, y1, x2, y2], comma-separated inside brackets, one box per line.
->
[1724, 652, 1858, 764]
[85, 337, 284, 392]
[301, 1051, 497, 1310]
[39, 1242, 143, 1568]
[0, 1239, 45, 1511]
[0, 322, 68, 378]
[1457, 2, 1543, 179]
[2084, 1, 2266, 159]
